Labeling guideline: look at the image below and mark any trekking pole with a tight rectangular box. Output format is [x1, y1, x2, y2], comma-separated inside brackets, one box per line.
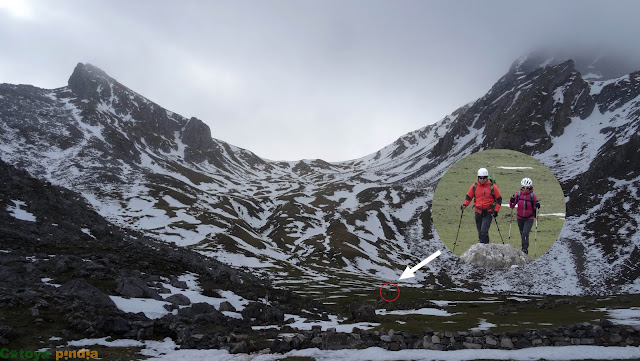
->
[453, 208, 464, 253]
[508, 208, 514, 245]
[534, 209, 539, 257]
[493, 215, 505, 244]
[264, 274, 270, 326]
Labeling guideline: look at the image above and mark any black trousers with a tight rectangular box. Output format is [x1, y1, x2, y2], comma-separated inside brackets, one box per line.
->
[475, 211, 493, 244]
[517, 218, 534, 253]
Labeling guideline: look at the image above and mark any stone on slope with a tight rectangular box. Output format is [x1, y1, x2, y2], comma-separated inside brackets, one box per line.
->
[58, 279, 117, 307]
[115, 277, 161, 300]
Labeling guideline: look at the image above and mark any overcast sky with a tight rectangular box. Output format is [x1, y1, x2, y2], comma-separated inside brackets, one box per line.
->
[1, 0, 639, 162]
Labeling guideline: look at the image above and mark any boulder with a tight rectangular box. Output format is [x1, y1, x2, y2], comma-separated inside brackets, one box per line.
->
[115, 277, 161, 299]
[500, 337, 514, 349]
[460, 243, 532, 269]
[241, 302, 263, 321]
[219, 301, 236, 312]
[241, 302, 284, 323]
[58, 279, 116, 307]
[171, 279, 189, 290]
[349, 304, 377, 322]
[229, 341, 247, 354]
[270, 339, 292, 353]
[322, 332, 351, 350]
[98, 316, 131, 335]
[166, 294, 191, 306]
[177, 302, 218, 317]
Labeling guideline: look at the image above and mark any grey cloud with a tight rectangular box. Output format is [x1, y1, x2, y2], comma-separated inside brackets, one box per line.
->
[1, 0, 639, 161]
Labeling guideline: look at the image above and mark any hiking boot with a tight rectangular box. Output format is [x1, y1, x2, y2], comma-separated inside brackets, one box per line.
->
[522, 248, 528, 254]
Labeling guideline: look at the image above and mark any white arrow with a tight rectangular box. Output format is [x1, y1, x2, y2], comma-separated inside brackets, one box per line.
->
[399, 250, 441, 280]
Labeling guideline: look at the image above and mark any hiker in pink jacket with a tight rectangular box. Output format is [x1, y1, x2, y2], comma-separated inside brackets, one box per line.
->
[509, 178, 540, 254]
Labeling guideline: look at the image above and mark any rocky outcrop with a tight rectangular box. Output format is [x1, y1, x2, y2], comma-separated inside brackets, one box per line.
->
[115, 277, 162, 299]
[182, 117, 215, 152]
[67, 63, 113, 102]
[58, 279, 116, 307]
[241, 302, 285, 324]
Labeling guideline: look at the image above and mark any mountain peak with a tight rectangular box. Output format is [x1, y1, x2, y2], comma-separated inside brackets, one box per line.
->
[511, 47, 640, 81]
[510, 51, 575, 74]
[68, 62, 116, 101]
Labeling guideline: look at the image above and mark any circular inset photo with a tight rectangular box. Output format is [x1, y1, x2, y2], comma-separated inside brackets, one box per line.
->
[432, 149, 565, 269]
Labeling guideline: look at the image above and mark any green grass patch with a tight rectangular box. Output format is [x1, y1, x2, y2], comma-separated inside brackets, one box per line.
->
[146, 183, 196, 208]
[283, 278, 640, 336]
[231, 222, 266, 250]
[432, 149, 565, 258]
[326, 221, 366, 265]
[166, 161, 225, 185]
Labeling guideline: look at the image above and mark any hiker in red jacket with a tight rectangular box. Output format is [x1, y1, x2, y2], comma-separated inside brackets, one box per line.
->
[461, 168, 502, 244]
[509, 177, 541, 254]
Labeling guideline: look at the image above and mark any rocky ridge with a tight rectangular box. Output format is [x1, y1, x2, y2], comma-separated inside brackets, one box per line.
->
[0, 54, 639, 296]
[0, 158, 326, 350]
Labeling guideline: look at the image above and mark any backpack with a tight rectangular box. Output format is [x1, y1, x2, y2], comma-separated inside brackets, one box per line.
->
[516, 191, 536, 217]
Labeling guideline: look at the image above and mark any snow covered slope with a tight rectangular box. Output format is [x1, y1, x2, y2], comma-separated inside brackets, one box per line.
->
[1, 55, 638, 295]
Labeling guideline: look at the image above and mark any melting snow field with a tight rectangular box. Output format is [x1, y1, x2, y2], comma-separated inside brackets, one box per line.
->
[110, 296, 172, 319]
[109, 273, 248, 320]
[253, 314, 380, 333]
[470, 318, 496, 331]
[597, 307, 640, 326]
[68, 337, 640, 361]
[376, 308, 454, 317]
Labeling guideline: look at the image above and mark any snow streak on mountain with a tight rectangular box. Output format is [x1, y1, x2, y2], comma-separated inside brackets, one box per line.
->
[1, 52, 639, 295]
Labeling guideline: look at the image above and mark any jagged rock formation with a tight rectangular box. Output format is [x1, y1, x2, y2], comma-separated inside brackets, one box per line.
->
[1, 51, 639, 296]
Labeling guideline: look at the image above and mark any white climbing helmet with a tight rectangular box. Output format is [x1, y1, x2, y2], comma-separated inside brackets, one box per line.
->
[477, 168, 489, 177]
[521, 177, 533, 187]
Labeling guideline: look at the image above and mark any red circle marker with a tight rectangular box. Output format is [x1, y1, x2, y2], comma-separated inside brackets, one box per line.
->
[379, 282, 400, 302]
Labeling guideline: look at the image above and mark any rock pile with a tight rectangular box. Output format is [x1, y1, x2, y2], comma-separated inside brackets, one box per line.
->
[270, 319, 640, 353]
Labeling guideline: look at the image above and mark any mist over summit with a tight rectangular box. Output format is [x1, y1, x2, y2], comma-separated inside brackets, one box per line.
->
[513, 46, 640, 81]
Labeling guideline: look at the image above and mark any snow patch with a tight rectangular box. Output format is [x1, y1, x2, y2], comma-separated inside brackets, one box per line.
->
[470, 318, 496, 331]
[496, 166, 533, 170]
[6, 200, 36, 222]
[140, 343, 640, 360]
[376, 308, 454, 317]
[110, 296, 172, 319]
[597, 307, 640, 326]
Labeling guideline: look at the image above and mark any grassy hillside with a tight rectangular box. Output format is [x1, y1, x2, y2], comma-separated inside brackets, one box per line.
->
[433, 149, 565, 259]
